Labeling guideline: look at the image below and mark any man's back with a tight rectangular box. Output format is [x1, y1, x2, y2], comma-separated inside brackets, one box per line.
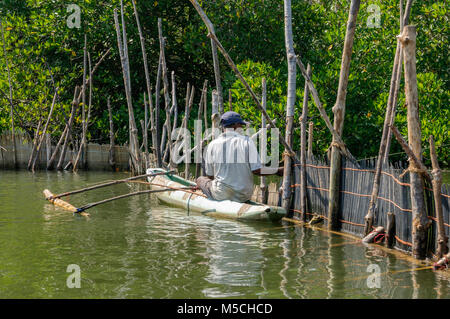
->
[204, 129, 261, 202]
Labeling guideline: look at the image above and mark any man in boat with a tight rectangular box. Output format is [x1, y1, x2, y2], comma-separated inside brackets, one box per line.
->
[196, 111, 283, 203]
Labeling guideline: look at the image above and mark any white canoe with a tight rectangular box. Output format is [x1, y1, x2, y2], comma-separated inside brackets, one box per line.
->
[146, 168, 286, 222]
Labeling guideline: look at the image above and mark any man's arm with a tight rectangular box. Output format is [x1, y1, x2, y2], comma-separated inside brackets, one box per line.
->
[252, 167, 284, 177]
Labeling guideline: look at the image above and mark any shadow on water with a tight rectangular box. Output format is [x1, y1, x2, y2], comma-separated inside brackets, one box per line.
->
[0, 170, 449, 298]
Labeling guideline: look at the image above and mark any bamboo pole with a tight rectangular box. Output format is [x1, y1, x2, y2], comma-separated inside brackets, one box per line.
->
[107, 97, 116, 170]
[384, 0, 414, 161]
[131, 0, 158, 169]
[327, 0, 360, 230]
[210, 32, 223, 115]
[211, 89, 220, 138]
[364, 0, 413, 234]
[114, 4, 141, 174]
[184, 86, 195, 179]
[429, 135, 448, 258]
[298, 64, 311, 221]
[308, 121, 313, 159]
[0, 17, 16, 168]
[195, 80, 208, 178]
[163, 71, 178, 168]
[56, 86, 79, 170]
[31, 90, 58, 172]
[131, 0, 153, 167]
[73, 36, 88, 172]
[259, 78, 268, 204]
[158, 19, 172, 162]
[27, 117, 42, 170]
[400, 25, 428, 260]
[281, 0, 297, 216]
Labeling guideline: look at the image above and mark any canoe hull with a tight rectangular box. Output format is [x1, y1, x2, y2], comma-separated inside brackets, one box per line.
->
[146, 169, 285, 222]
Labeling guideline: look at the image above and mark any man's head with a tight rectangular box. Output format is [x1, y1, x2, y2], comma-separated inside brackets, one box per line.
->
[220, 111, 248, 130]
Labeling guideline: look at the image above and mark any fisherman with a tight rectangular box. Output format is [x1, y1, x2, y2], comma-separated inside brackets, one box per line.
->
[196, 111, 283, 203]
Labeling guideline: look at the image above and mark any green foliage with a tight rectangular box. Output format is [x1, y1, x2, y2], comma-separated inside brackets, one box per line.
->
[0, 0, 448, 167]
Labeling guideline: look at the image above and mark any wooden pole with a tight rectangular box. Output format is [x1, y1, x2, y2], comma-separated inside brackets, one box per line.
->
[195, 80, 208, 178]
[184, 86, 195, 179]
[364, 0, 413, 234]
[281, 0, 297, 216]
[158, 19, 172, 163]
[384, 0, 414, 161]
[228, 89, 232, 112]
[400, 25, 428, 259]
[56, 86, 79, 170]
[163, 71, 178, 168]
[259, 78, 268, 204]
[211, 34, 223, 115]
[0, 17, 17, 169]
[49, 171, 175, 200]
[386, 212, 396, 249]
[211, 90, 220, 138]
[73, 36, 88, 172]
[429, 135, 448, 258]
[114, 4, 141, 174]
[107, 97, 116, 171]
[132, 0, 158, 169]
[298, 64, 311, 221]
[327, 0, 360, 230]
[27, 117, 42, 170]
[307, 121, 313, 159]
[31, 90, 58, 172]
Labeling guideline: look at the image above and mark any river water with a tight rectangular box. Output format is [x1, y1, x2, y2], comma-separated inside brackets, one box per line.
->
[0, 170, 449, 299]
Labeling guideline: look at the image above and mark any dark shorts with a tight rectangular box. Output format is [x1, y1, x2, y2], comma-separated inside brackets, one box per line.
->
[196, 176, 214, 199]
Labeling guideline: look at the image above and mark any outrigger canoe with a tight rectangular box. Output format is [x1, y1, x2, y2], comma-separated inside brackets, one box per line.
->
[146, 168, 286, 222]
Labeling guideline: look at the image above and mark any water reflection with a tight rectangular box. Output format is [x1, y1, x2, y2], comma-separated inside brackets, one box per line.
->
[0, 170, 449, 298]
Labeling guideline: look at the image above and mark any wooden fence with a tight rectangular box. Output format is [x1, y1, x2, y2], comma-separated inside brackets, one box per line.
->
[253, 156, 450, 254]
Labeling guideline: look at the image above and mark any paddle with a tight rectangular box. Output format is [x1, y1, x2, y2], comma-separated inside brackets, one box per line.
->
[47, 170, 175, 200]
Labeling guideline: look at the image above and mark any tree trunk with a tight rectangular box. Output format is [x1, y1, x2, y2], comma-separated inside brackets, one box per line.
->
[400, 25, 428, 259]
[281, 0, 297, 216]
[298, 64, 311, 221]
[327, 0, 360, 230]
[195, 80, 208, 178]
[259, 78, 268, 204]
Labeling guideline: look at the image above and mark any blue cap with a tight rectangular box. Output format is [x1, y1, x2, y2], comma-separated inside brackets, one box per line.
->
[220, 111, 248, 127]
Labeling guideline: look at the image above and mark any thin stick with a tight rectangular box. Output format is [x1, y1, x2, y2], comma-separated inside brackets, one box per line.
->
[56, 86, 79, 170]
[429, 135, 448, 258]
[31, 90, 58, 172]
[107, 97, 116, 170]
